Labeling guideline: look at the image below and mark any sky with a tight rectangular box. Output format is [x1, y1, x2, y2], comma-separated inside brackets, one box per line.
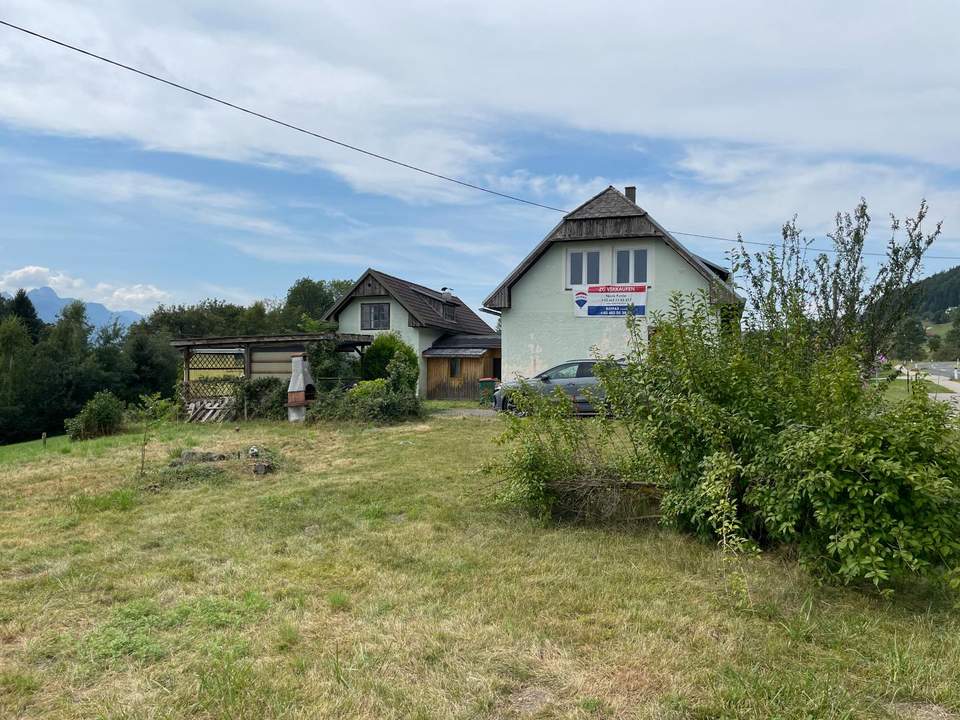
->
[1, 0, 959, 319]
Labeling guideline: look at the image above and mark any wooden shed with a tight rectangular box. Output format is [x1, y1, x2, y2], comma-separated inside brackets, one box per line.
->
[423, 334, 501, 400]
[171, 333, 372, 401]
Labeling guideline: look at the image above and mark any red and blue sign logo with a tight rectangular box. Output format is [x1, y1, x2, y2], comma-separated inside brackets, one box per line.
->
[574, 291, 588, 309]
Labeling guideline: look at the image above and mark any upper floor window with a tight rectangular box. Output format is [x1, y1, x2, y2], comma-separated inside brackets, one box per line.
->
[615, 248, 648, 284]
[569, 250, 600, 286]
[442, 304, 456, 321]
[361, 302, 390, 330]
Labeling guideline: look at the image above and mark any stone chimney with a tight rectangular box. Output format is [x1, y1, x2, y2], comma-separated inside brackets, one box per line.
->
[440, 286, 453, 302]
[624, 186, 637, 203]
[286, 353, 316, 422]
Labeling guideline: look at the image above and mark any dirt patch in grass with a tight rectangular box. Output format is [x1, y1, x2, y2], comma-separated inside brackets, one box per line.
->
[892, 703, 959, 720]
[504, 686, 555, 716]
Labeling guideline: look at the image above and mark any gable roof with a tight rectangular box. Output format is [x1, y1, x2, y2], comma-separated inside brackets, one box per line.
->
[324, 268, 493, 335]
[483, 186, 741, 309]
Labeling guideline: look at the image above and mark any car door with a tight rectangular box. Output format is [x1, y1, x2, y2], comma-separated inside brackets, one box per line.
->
[571, 361, 599, 413]
[537, 363, 580, 401]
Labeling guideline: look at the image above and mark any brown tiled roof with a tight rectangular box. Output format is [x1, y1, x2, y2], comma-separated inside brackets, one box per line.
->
[325, 268, 493, 335]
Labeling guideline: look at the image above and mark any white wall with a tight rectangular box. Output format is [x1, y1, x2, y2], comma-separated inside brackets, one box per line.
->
[500, 238, 712, 379]
[335, 295, 441, 394]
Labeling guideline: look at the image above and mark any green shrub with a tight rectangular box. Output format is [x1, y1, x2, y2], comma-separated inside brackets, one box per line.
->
[308, 336, 421, 423]
[64, 391, 125, 441]
[309, 376, 421, 424]
[496, 291, 960, 592]
[233, 377, 287, 420]
[306, 339, 359, 390]
[126, 392, 178, 425]
[604, 294, 960, 590]
[362, 333, 418, 381]
[385, 350, 418, 393]
[493, 381, 656, 521]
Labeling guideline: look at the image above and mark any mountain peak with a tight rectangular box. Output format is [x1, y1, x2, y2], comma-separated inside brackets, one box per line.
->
[10, 287, 144, 329]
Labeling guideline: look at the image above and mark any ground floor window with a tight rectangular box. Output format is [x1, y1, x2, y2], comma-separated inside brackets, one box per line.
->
[449, 357, 461, 378]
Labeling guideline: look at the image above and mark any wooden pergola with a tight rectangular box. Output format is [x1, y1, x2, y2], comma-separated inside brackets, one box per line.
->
[171, 333, 372, 400]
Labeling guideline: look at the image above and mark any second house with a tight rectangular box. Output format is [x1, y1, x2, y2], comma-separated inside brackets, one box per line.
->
[324, 269, 500, 400]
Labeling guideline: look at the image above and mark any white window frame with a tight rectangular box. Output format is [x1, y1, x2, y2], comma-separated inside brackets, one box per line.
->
[565, 247, 603, 289]
[612, 246, 652, 286]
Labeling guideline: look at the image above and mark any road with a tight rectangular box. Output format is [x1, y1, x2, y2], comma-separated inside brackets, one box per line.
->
[914, 361, 960, 381]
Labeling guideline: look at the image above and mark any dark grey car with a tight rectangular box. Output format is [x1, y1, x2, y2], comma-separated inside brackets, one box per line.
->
[493, 360, 609, 415]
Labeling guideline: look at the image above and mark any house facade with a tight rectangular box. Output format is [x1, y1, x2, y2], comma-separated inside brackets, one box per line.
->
[483, 186, 739, 379]
[325, 269, 500, 399]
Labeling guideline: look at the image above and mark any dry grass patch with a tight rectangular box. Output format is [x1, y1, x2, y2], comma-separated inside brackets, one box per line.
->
[0, 418, 958, 719]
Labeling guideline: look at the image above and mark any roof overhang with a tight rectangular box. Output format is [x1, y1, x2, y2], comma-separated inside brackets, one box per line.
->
[422, 347, 488, 358]
[483, 186, 743, 310]
[170, 333, 372, 352]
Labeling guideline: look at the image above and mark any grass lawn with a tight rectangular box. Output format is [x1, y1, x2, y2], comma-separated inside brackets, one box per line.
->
[880, 378, 954, 402]
[1, 418, 958, 719]
[422, 399, 487, 413]
[924, 321, 951, 338]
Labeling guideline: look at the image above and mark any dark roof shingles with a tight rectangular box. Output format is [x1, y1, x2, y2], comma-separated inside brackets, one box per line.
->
[431, 333, 501, 349]
[363, 269, 493, 335]
[564, 186, 645, 219]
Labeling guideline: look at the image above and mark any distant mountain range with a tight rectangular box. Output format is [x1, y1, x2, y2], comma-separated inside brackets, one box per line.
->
[0, 286, 142, 329]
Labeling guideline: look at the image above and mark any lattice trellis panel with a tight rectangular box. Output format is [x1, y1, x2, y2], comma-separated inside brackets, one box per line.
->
[182, 377, 242, 401]
[188, 352, 244, 372]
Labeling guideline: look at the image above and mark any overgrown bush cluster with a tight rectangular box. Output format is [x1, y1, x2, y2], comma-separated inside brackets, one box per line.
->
[496, 200, 960, 592]
[309, 334, 421, 423]
[65, 391, 179, 441]
[64, 391, 125, 441]
[232, 377, 288, 421]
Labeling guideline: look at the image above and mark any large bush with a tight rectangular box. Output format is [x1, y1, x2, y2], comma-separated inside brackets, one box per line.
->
[362, 333, 419, 381]
[606, 294, 960, 588]
[65, 391, 125, 441]
[306, 339, 359, 390]
[233, 377, 287, 420]
[310, 351, 421, 423]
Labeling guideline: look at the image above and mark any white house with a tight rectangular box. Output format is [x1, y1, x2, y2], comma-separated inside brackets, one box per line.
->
[324, 268, 500, 399]
[483, 186, 739, 379]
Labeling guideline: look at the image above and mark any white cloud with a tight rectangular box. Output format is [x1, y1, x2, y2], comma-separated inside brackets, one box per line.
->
[489, 147, 960, 266]
[2, 0, 958, 207]
[410, 229, 513, 261]
[0, 265, 171, 312]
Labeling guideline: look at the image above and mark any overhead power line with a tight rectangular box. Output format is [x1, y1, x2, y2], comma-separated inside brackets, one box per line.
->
[3, 19, 959, 262]
[0, 19, 566, 213]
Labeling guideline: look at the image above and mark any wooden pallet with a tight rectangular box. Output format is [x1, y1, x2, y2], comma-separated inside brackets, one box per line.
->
[185, 397, 236, 423]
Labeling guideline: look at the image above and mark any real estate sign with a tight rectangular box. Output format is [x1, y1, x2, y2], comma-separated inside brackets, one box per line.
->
[574, 284, 647, 317]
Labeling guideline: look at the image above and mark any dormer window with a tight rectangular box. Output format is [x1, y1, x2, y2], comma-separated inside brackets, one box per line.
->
[442, 304, 456, 321]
